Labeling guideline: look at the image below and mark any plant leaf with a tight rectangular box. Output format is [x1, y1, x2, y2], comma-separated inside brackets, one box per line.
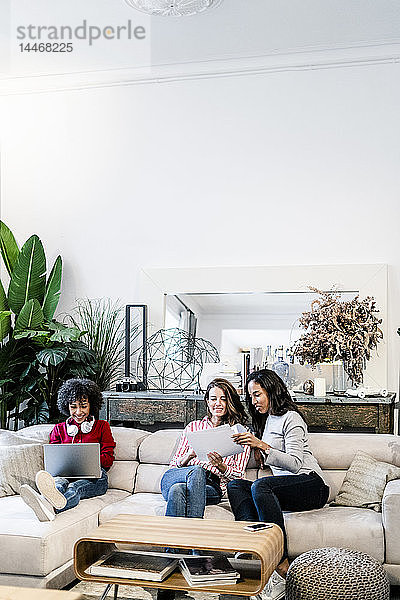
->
[47, 320, 82, 342]
[0, 280, 8, 311]
[0, 281, 11, 340]
[0, 221, 19, 277]
[14, 329, 48, 340]
[42, 255, 62, 321]
[49, 326, 81, 342]
[36, 347, 68, 366]
[14, 299, 44, 331]
[20, 400, 49, 426]
[8, 235, 46, 315]
[0, 310, 12, 341]
[69, 298, 127, 389]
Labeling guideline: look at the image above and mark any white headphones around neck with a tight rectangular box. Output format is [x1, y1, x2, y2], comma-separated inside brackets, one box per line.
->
[66, 415, 95, 437]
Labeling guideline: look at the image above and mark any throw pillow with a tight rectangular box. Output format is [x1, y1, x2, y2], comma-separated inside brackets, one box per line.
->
[0, 443, 44, 497]
[332, 450, 400, 511]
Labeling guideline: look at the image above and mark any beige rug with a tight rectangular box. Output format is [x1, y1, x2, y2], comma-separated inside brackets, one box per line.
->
[71, 581, 218, 600]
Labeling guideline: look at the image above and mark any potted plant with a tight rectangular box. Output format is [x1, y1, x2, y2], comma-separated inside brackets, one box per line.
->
[293, 287, 383, 386]
[0, 221, 97, 428]
[68, 298, 131, 391]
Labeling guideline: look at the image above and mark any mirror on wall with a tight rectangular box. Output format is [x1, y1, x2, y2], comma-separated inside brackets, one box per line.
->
[140, 263, 387, 390]
[165, 290, 358, 391]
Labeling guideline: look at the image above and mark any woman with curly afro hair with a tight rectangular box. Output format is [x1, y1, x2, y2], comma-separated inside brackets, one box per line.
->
[20, 378, 116, 522]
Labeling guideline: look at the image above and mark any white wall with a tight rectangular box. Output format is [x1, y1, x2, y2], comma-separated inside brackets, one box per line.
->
[1, 61, 400, 389]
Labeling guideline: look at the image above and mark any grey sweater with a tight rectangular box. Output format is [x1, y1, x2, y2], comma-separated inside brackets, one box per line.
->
[261, 411, 329, 488]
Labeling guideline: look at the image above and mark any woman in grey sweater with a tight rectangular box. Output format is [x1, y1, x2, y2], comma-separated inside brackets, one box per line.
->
[228, 369, 330, 600]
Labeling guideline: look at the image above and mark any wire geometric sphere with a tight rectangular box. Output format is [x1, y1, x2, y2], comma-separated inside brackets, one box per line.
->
[140, 328, 219, 391]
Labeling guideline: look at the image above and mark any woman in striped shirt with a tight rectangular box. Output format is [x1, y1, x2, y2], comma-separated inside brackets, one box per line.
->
[160, 378, 250, 519]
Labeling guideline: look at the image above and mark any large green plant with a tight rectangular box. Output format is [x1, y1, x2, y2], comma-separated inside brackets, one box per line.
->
[69, 298, 139, 390]
[0, 221, 97, 428]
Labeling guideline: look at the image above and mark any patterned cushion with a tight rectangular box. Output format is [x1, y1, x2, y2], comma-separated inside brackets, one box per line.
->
[332, 450, 400, 511]
[0, 443, 44, 497]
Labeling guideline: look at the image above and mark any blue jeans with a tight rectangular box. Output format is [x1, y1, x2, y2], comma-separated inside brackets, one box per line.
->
[54, 468, 108, 513]
[160, 466, 222, 519]
[227, 472, 329, 559]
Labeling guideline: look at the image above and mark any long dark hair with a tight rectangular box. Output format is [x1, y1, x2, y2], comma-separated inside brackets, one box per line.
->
[204, 378, 247, 426]
[246, 369, 302, 438]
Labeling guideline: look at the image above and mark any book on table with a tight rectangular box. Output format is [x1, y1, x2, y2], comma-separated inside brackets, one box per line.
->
[179, 555, 240, 587]
[86, 550, 179, 581]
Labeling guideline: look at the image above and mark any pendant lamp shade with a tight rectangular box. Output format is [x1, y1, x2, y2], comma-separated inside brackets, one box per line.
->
[125, 0, 222, 17]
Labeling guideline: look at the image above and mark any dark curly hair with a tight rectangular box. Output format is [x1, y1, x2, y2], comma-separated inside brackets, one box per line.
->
[57, 378, 104, 418]
[204, 378, 247, 426]
[246, 369, 303, 438]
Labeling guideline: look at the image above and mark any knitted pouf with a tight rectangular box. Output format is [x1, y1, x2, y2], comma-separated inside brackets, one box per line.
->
[286, 547, 390, 600]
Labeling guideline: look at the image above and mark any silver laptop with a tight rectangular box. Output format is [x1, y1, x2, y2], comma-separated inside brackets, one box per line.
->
[43, 443, 101, 479]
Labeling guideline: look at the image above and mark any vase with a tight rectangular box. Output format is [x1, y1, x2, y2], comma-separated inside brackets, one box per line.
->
[272, 347, 289, 385]
[333, 359, 346, 393]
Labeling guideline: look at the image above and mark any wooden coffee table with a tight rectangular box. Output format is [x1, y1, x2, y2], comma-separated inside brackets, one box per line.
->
[74, 514, 283, 599]
[0, 586, 83, 600]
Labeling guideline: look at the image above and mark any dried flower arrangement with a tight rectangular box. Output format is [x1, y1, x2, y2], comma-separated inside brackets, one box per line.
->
[293, 287, 383, 385]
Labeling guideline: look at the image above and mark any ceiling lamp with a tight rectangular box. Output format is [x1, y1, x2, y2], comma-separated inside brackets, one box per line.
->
[124, 0, 222, 17]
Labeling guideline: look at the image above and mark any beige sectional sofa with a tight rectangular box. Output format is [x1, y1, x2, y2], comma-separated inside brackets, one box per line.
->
[0, 424, 399, 589]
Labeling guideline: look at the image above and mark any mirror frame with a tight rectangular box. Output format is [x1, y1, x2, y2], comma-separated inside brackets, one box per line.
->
[139, 263, 388, 387]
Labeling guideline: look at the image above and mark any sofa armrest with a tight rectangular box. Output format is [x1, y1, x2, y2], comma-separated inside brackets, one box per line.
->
[382, 478, 400, 564]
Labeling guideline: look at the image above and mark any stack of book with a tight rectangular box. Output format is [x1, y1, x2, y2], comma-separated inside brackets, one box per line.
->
[179, 555, 240, 587]
[86, 550, 179, 581]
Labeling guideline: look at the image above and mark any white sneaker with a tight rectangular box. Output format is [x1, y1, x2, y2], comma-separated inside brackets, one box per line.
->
[259, 571, 286, 600]
[36, 470, 67, 510]
[20, 485, 55, 522]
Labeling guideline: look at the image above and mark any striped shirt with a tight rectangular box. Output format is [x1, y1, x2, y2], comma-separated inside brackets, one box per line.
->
[169, 417, 250, 491]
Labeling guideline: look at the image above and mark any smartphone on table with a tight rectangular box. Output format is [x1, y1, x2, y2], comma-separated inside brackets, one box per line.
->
[243, 522, 274, 532]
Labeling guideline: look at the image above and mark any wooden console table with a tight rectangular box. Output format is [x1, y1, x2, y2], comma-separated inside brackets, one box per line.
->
[74, 514, 283, 598]
[101, 391, 206, 431]
[101, 391, 397, 434]
[293, 393, 397, 434]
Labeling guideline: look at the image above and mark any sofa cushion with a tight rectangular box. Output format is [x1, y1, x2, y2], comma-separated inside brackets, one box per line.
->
[98, 492, 234, 525]
[107, 460, 139, 492]
[331, 450, 400, 511]
[309, 433, 400, 470]
[383, 478, 400, 564]
[0, 489, 129, 576]
[135, 464, 170, 493]
[204, 503, 234, 520]
[285, 505, 385, 562]
[0, 431, 43, 446]
[139, 430, 182, 464]
[16, 424, 53, 442]
[111, 427, 149, 461]
[323, 470, 346, 502]
[0, 444, 44, 497]
[99, 492, 167, 523]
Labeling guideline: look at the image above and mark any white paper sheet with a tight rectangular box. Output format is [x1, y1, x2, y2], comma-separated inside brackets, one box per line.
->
[186, 424, 246, 461]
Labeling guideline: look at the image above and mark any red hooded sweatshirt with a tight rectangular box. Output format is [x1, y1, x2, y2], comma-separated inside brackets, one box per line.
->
[49, 419, 116, 469]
